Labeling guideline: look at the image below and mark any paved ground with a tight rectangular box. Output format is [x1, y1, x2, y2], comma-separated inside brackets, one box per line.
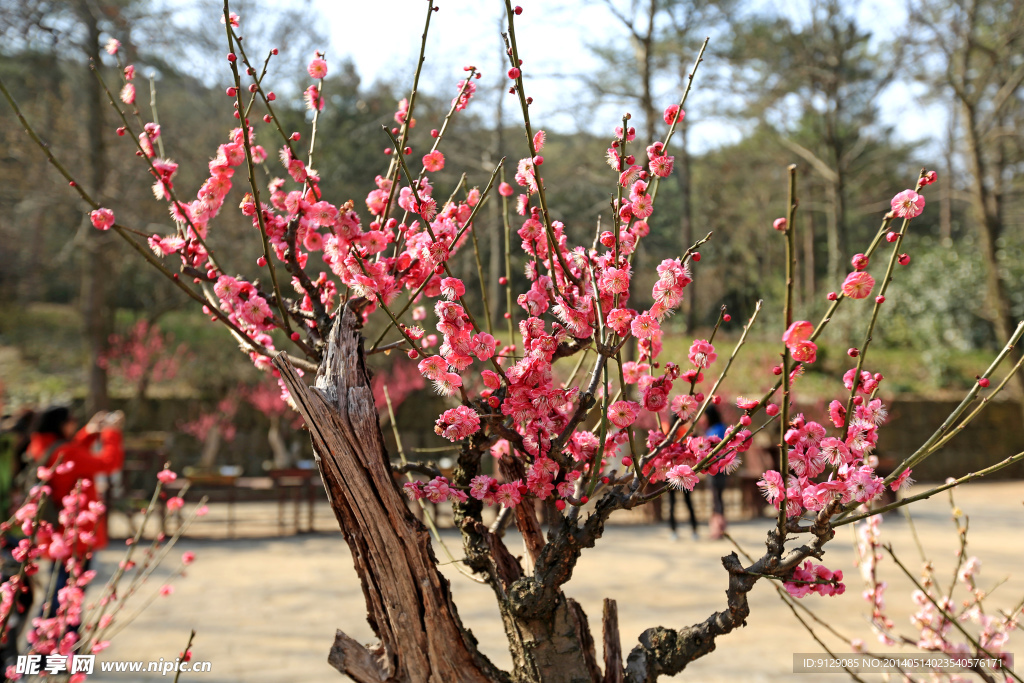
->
[80, 481, 1024, 682]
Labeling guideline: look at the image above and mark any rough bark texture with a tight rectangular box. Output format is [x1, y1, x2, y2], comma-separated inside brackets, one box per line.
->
[273, 306, 501, 683]
[602, 599, 623, 683]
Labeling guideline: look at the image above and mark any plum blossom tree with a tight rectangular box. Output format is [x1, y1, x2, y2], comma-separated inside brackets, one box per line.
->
[179, 397, 237, 470]
[1, 1, 1023, 681]
[100, 320, 190, 402]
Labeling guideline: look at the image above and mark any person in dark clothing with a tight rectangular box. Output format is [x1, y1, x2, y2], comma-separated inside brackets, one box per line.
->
[703, 405, 729, 539]
[662, 414, 698, 540]
[667, 488, 699, 540]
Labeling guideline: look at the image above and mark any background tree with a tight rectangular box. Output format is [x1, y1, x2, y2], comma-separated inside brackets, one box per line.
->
[904, 0, 1024, 392]
[0, 0, 328, 411]
[590, 0, 733, 330]
[726, 0, 911, 284]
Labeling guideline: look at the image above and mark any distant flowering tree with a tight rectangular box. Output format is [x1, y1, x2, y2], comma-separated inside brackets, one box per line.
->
[99, 320, 190, 402]
[178, 398, 237, 470]
[242, 380, 305, 469]
[1, 2, 1022, 681]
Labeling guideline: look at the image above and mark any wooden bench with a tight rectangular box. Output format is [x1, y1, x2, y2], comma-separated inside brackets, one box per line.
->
[160, 468, 321, 538]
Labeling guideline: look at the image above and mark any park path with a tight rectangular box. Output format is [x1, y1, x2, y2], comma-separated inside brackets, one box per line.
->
[87, 481, 1024, 682]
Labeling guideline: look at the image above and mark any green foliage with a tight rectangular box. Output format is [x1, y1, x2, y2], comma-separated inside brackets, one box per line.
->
[879, 238, 994, 386]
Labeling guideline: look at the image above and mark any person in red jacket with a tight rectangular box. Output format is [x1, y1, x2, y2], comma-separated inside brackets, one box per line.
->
[27, 406, 124, 554]
[27, 406, 124, 624]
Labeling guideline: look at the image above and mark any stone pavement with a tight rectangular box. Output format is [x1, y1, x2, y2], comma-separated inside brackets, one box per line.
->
[84, 481, 1024, 682]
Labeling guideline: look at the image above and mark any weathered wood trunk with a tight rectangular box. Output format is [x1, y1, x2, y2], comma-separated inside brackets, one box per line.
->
[274, 307, 502, 683]
[274, 305, 610, 683]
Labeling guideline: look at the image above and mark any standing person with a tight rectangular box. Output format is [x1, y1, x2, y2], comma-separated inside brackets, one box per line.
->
[662, 415, 699, 540]
[26, 406, 124, 625]
[667, 487, 699, 541]
[703, 406, 729, 540]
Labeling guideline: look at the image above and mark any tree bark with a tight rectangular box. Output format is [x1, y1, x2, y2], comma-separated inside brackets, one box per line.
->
[76, 0, 112, 415]
[602, 599, 623, 683]
[274, 306, 503, 683]
[961, 102, 1024, 397]
[276, 304, 611, 683]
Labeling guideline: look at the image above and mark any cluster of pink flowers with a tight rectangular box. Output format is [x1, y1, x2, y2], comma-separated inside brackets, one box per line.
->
[854, 514, 893, 644]
[2, 484, 108, 675]
[782, 321, 817, 364]
[452, 69, 480, 111]
[99, 320, 188, 389]
[434, 405, 481, 441]
[404, 476, 468, 504]
[784, 560, 845, 598]
[855, 503, 1016, 664]
[1, 465, 197, 681]
[757, 396, 890, 517]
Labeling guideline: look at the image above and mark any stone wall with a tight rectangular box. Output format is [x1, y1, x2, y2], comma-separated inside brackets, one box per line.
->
[876, 398, 1024, 482]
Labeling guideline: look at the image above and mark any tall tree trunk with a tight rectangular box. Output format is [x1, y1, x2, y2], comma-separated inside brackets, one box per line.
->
[824, 180, 842, 284]
[76, 1, 112, 415]
[803, 205, 816, 304]
[267, 415, 291, 469]
[639, 0, 657, 146]
[274, 307, 503, 683]
[940, 102, 956, 242]
[198, 427, 222, 469]
[961, 102, 1024, 396]
[488, 29, 506, 331]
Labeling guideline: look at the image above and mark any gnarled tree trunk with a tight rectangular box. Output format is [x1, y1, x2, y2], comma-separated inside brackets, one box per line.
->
[274, 307, 502, 683]
[275, 304, 612, 683]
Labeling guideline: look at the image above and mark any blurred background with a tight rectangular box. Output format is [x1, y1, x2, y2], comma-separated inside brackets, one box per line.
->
[0, 0, 1021, 483]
